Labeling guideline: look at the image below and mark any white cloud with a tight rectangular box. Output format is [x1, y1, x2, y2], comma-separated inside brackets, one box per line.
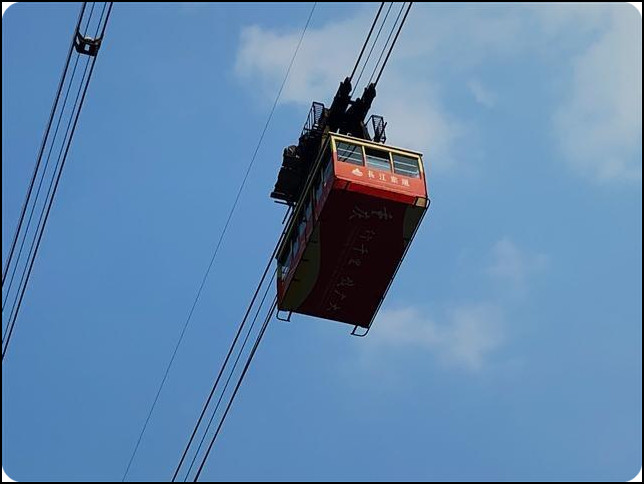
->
[467, 79, 496, 108]
[487, 238, 548, 292]
[361, 237, 546, 373]
[373, 74, 463, 170]
[368, 304, 504, 372]
[233, 6, 462, 171]
[234, 12, 366, 106]
[553, 6, 642, 182]
[234, 4, 640, 183]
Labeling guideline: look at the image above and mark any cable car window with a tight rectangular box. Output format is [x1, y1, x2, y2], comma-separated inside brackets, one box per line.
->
[323, 157, 333, 182]
[305, 200, 313, 221]
[392, 153, 420, 178]
[314, 175, 323, 202]
[298, 216, 306, 238]
[365, 146, 391, 172]
[336, 141, 364, 165]
[281, 249, 291, 279]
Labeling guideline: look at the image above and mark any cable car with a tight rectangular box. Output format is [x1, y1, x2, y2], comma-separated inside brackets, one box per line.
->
[271, 80, 429, 335]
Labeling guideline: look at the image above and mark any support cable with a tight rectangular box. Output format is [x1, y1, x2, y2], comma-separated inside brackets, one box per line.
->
[170, 254, 280, 482]
[121, 4, 316, 480]
[1, 3, 86, 288]
[193, 299, 278, 482]
[352, 2, 393, 95]
[2, 52, 83, 313]
[367, 2, 407, 86]
[372, 2, 413, 87]
[348, 2, 385, 82]
[182, 272, 277, 481]
[2, 3, 113, 360]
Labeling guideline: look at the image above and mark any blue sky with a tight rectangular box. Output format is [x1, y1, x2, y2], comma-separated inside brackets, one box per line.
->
[2, 2, 641, 481]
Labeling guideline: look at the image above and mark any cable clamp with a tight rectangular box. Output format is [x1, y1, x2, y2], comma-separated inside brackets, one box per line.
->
[74, 30, 102, 57]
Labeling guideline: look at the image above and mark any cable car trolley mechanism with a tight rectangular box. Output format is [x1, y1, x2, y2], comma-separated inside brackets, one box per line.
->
[271, 78, 429, 336]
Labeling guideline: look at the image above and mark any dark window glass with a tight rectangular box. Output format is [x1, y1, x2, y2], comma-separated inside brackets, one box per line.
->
[314, 175, 323, 202]
[305, 200, 313, 221]
[298, 216, 306, 238]
[336, 141, 363, 165]
[323, 157, 333, 182]
[392, 153, 420, 178]
[365, 146, 391, 172]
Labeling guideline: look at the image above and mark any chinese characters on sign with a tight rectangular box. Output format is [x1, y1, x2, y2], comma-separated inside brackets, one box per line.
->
[365, 170, 411, 187]
[324, 203, 395, 313]
[325, 227, 377, 312]
[349, 205, 394, 221]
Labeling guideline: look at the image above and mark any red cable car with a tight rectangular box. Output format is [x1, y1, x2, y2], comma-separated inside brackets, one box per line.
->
[270, 80, 429, 335]
[274, 133, 428, 335]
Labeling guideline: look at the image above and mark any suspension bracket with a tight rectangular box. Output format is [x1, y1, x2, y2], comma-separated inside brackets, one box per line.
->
[74, 30, 102, 57]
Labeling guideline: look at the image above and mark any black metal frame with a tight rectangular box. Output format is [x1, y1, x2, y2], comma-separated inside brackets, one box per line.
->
[367, 114, 387, 143]
[276, 309, 292, 322]
[74, 30, 102, 57]
[275, 136, 332, 264]
[271, 77, 388, 206]
[301, 102, 325, 137]
[351, 325, 370, 337]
